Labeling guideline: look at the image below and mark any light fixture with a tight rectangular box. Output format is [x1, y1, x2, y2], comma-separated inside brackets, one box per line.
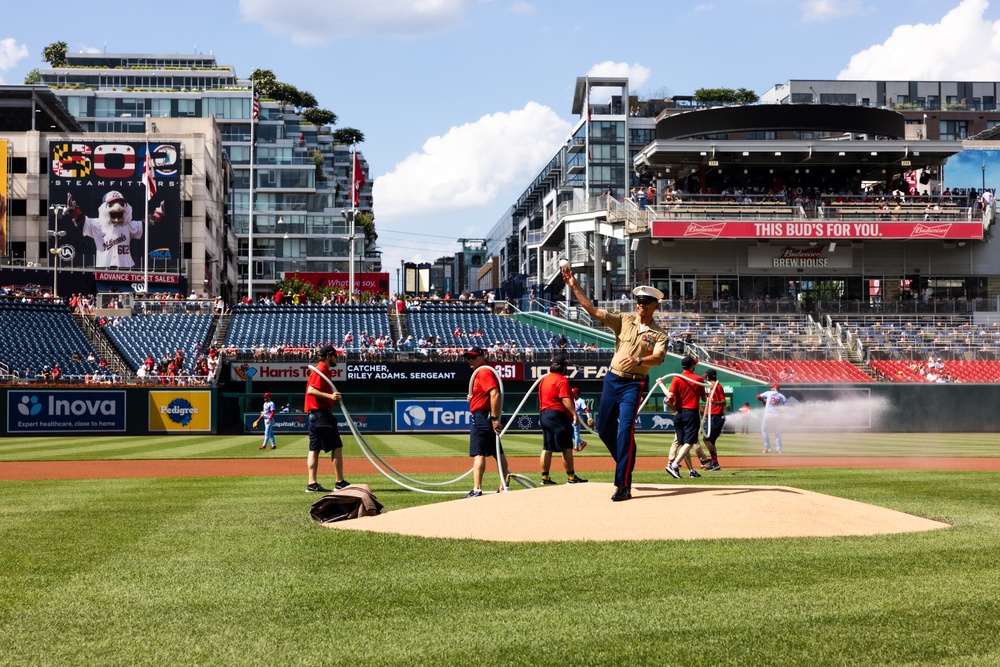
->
[151, 122, 157, 132]
[871, 151, 878, 156]
[829, 242, 837, 252]
[838, 151, 846, 157]
[774, 151, 782, 156]
[277, 216, 284, 225]
[742, 151, 749, 156]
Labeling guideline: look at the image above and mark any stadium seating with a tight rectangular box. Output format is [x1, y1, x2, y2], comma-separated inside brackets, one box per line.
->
[102, 313, 213, 372]
[719, 359, 873, 383]
[0, 301, 103, 377]
[407, 304, 564, 352]
[225, 303, 391, 350]
[869, 359, 1000, 383]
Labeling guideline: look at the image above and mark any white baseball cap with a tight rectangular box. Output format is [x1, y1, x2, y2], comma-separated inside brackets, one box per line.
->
[103, 190, 126, 205]
[632, 285, 664, 301]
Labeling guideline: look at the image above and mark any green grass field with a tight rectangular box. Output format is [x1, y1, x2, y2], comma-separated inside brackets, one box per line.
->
[2, 434, 1000, 666]
[4, 430, 1000, 461]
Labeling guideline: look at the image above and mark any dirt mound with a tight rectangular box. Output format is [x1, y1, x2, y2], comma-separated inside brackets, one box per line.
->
[322, 483, 950, 542]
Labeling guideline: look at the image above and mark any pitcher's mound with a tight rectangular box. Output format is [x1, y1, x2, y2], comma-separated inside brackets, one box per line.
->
[321, 483, 950, 542]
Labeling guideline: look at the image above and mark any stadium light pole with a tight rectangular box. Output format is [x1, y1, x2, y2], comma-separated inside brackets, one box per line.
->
[47, 204, 68, 298]
[982, 163, 986, 194]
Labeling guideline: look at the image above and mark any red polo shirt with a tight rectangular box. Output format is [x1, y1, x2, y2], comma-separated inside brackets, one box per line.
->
[538, 372, 573, 417]
[469, 366, 499, 413]
[304, 361, 334, 411]
[668, 370, 705, 409]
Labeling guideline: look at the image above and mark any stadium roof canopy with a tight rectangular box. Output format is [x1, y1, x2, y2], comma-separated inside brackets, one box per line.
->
[0, 85, 82, 133]
[634, 104, 961, 182]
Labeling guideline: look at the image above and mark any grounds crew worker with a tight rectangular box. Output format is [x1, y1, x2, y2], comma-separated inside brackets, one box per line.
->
[562, 267, 667, 502]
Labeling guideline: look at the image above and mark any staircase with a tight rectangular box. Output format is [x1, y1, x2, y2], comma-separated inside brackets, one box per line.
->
[74, 314, 134, 377]
[208, 312, 230, 350]
[389, 311, 409, 342]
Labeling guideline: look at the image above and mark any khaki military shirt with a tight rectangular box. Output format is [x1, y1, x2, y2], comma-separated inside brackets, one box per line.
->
[603, 311, 668, 376]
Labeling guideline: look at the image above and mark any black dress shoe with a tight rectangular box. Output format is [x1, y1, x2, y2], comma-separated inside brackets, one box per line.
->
[611, 487, 632, 502]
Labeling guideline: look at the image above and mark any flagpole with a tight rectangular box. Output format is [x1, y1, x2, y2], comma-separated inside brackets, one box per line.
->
[144, 135, 150, 294]
[349, 147, 355, 303]
[248, 80, 255, 302]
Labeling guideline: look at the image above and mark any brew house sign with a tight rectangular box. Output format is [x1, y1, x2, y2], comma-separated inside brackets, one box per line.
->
[747, 245, 853, 269]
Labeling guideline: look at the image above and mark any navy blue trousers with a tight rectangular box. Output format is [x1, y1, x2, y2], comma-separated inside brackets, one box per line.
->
[596, 373, 645, 489]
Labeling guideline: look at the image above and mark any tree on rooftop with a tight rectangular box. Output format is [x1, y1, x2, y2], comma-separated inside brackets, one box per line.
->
[298, 90, 318, 110]
[23, 68, 41, 85]
[249, 69, 277, 97]
[42, 42, 68, 68]
[333, 128, 365, 146]
[735, 87, 760, 105]
[301, 107, 337, 127]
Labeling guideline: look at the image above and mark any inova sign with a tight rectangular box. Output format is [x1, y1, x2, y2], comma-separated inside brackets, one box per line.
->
[7, 390, 127, 433]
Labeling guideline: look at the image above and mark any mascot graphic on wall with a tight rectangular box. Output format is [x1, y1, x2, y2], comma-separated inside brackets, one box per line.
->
[63, 189, 165, 269]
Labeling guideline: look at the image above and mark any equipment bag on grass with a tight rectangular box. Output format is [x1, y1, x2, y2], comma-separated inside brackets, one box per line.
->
[309, 486, 384, 523]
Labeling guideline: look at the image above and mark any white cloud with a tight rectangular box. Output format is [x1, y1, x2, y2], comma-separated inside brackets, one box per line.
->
[586, 61, 652, 89]
[801, 0, 873, 22]
[239, 0, 471, 44]
[0, 37, 28, 83]
[839, 0, 1000, 80]
[373, 101, 571, 221]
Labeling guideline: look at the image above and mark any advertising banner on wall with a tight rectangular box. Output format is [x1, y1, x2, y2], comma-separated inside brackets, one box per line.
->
[231, 361, 466, 386]
[284, 272, 390, 296]
[241, 412, 391, 433]
[48, 140, 182, 279]
[651, 219, 983, 240]
[148, 390, 212, 433]
[394, 399, 476, 432]
[7, 390, 127, 434]
[746, 245, 854, 269]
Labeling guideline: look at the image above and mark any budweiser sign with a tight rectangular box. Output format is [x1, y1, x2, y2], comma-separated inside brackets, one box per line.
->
[685, 222, 727, 237]
[909, 223, 952, 238]
[773, 246, 830, 267]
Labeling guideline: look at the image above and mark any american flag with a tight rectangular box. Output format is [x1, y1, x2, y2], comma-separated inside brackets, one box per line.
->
[143, 143, 157, 200]
[252, 89, 259, 121]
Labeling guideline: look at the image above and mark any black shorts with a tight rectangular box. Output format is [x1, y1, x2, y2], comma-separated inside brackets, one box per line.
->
[706, 414, 725, 443]
[674, 409, 701, 446]
[469, 411, 498, 458]
[308, 408, 343, 452]
[540, 410, 573, 453]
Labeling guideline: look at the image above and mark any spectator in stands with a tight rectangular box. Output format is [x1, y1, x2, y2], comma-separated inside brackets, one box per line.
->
[51, 364, 62, 382]
[42, 365, 52, 382]
[86, 351, 96, 363]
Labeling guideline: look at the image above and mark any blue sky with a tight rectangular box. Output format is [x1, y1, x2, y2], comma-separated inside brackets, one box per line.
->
[4, 0, 1000, 291]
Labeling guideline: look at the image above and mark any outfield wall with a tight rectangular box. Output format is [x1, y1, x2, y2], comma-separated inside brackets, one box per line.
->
[2, 381, 996, 435]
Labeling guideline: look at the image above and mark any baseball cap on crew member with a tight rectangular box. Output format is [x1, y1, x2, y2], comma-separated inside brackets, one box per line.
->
[704, 369, 717, 380]
[681, 355, 696, 369]
[632, 285, 664, 302]
[463, 346, 485, 359]
[318, 344, 336, 358]
[551, 352, 568, 365]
